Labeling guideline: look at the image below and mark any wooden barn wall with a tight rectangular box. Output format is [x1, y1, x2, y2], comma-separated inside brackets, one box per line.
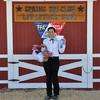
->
[13, 2, 87, 54]
[0, 0, 8, 88]
[93, 0, 100, 89]
[0, 0, 7, 54]
[0, 0, 100, 89]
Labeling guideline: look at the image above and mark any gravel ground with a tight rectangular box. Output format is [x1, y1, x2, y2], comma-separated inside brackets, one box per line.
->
[0, 89, 100, 100]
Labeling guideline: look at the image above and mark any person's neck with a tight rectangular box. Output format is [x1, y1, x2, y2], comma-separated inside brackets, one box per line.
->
[49, 37, 55, 39]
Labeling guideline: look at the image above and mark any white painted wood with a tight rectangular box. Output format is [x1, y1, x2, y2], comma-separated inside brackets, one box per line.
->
[19, 62, 45, 81]
[9, 55, 88, 88]
[59, 61, 83, 71]
[13, 54, 87, 61]
[93, 54, 100, 57]
[13, 63, 19, 81]
[93, 79, 100, 82]
[19, 62, 44, 71]
[60, 83, 88, 88]
[19, 72, 45, 81]
[0, 55, 8, 58]
[0, 81, 8, 84]
[86, 0, 93, 88]
[60, 54, 87, 59]
[9, 83, 88, 89]
[0, 67, 8, 71]
[6, 0, 17, 88]
[59, 71, 82, 81]
[82, 57, 88, 87]
[93, 67, 100, 70]
[6, 1, 13, 59]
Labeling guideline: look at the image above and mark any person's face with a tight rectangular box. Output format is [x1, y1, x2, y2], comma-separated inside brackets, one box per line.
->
[47, 29, 56, 39]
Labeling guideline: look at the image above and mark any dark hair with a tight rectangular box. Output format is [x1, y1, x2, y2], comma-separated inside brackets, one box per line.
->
[47, 27, 56, 32]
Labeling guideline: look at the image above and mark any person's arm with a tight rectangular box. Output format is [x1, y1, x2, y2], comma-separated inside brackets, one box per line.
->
[58, 38, 66, 53]
[41, 39, 47, 52]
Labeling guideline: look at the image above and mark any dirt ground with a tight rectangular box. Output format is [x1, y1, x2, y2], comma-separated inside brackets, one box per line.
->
[0, 89, 100, 100]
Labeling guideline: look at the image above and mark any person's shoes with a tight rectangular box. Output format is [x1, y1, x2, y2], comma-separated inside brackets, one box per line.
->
[44, 96, 52, 100]
[52, 95, 58, 100]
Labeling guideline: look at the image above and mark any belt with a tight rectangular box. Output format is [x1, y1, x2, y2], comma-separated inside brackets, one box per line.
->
[49, 56, 59, 59]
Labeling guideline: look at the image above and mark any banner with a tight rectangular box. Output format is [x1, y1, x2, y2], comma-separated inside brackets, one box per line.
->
[50, 22, 65, 35]
[34, 22, 49, 37]
[14, 4, 86, 22]
[34, 22, 65, 38]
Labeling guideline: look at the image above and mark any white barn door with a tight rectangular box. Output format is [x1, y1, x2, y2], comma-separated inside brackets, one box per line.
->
[8, 54, 88, 88]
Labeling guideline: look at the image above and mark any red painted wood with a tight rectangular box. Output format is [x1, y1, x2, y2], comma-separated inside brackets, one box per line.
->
[0, 59, 8, 67]
[94, 0, 100, 53]
[0, 84, 8, 89]
[0, 1, 7, 54]
[93, 0, 100, 89]
[0, 71, 8, 80]
[0, 1, 7, 89]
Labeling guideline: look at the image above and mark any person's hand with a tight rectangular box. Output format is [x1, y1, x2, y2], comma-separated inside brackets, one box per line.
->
[32, 45, 38, 50]
[40, 44, 47, 51]
[62, 38, 66, 44]
[40, 44, 46, 48]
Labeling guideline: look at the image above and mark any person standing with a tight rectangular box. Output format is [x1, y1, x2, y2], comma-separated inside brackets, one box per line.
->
[42, 27, 66, 100]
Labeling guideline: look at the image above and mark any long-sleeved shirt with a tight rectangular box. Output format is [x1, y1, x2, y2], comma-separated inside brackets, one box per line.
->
[42, 38, 66, 57]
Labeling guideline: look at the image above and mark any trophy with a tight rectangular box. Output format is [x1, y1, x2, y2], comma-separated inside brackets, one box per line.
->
[56, 35, 65, 48]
